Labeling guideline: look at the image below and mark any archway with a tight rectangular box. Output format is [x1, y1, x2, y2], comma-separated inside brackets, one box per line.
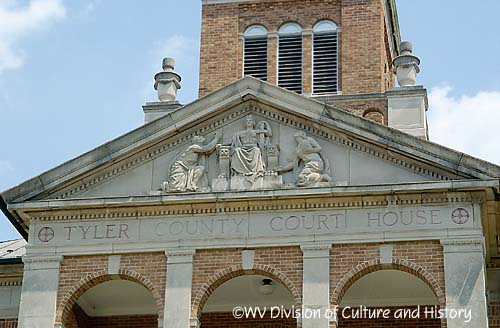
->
[335, 267, 444, 327]
[192, 264, 302, 319]
[199, 274, 299, 328]
[362, 108, 385, 124]
[58, 272, 163, 328]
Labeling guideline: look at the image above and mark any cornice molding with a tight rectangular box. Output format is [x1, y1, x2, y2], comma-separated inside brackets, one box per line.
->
[487, 262, 500, 269]
[440, 239, 483, 247]
[28, 191, 480, 222]
[23, 255, 63, 264]
[301, 244, 332, 251]
[165, 249, 196, 257]
[0, 280, 22, 287]
[165, 249, 196, 264]
[440, 238, 485, 254]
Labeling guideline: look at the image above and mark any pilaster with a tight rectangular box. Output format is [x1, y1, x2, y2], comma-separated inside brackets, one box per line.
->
[164, 249, 196, 328]
[267, 32, 278, 85]
[441, 239, 489, 328]
[301, 244, 332, 328]
[17, 255, 63, 328]
[302, 29, 313, 96]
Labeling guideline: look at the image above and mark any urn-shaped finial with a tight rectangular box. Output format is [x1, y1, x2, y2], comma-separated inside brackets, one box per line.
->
[154, 57, 182, 102]
[393, 41, 421, 87]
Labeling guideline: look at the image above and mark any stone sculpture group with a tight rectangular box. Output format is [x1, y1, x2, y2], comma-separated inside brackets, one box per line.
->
[162, 114, 333, 192]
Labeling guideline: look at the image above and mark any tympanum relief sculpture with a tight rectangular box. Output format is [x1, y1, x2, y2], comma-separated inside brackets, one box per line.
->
[161, 133, 220, 192]
[161, 115, 336, 193]
[277, 131, 333, 187]
[213, 115, 281, 191]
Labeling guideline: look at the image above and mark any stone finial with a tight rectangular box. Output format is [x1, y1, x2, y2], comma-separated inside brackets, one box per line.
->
[393, 41, 421, 87]
[154, 57, 181, 102]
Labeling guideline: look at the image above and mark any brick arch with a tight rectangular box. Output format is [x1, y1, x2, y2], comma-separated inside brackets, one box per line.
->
[56, 269, 163, 325]
[331, 258, 446, 308]
[191, 264, 302, 318]
[362, 108, 385, 124]
[312, 17, 340, 29]
[241, 21, 272, 34]
[278, 19, 306, 31]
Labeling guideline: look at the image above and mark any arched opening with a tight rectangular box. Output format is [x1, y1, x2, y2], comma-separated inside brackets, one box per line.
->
[337, 270, 442, 327]
[200, 274, 298, 328]
[244, 25, 268, 81]
[278, 22, 303, 94]
[362, 108, 385, 124]
[63, 280, 160, 328]
[313, 20, 339, 95]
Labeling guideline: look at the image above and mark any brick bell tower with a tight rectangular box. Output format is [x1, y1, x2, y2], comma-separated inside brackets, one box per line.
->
[198, 0, 428, 139]
[199, 0, 400, 97]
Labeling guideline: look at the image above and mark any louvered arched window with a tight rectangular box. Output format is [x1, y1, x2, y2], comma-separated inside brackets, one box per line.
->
[313, 20, 339, 94]
[244, 25, 268, 81]
[278, 23, 303, 94]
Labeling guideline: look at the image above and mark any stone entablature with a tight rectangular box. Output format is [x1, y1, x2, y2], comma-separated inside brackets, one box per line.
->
[12, 189, 483, 261]
[27, 203, 479, 248]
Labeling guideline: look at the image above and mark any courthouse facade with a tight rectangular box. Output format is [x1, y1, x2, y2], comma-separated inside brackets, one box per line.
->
[1, 0, 500, 327]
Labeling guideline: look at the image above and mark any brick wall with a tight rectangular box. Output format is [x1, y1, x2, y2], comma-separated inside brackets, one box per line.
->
[48, 242, 446, 326]
[65, 304, 88, 328]
[341, 0, 386, 95]
[201, 312, 296, 328]
[89, 315, 157, 328]
[191, 247, 303, 316]
[199, 2, 240, 97]
[56, 253, 166, 325]
[253, 247, 303, 303]
[65, 304, 157, 328]
[491, 301, 500, 328]
[199, 0, 395, 98]
[331, 241, 446, 307]
[319, 96, 388, 124]
[0, 319, 17, 328]
[200, 309, 441, 328]
[191, 248, 243, 307]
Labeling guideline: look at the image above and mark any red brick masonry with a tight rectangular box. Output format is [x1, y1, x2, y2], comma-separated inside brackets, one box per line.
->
[491, 301, 500, 328]
[201, 312, 296, 328]
[199, 0, 394, 97]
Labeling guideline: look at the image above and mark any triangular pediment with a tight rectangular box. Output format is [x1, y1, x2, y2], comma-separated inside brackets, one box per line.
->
[3, 77, 500, 206]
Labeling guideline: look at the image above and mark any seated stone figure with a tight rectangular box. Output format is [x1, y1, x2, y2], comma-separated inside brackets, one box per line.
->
[163, 132, 220, 192]
[231, 115, 271, 179]
[278, 131, 333, 187]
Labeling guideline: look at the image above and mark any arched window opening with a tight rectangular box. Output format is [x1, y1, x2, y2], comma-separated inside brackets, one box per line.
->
[278, 23, 303, 94]
[363, 108, 385, 124]
[313, 20, 338, 94]
[339, 270, 441, 327]
[201, 275, 297, 327]
[63, 280, 159, 328]
[244, 25, 268, 81]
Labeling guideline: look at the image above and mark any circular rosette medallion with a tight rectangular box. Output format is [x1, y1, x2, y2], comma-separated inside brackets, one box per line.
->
[451, 208, 470, 225]
[38, 227, 55, 243]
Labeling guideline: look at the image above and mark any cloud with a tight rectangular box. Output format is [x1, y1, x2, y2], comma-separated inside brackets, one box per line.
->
[153, 35, 197, 64]
[428, 86, 500, 165]
[0, 0, 66, 72]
